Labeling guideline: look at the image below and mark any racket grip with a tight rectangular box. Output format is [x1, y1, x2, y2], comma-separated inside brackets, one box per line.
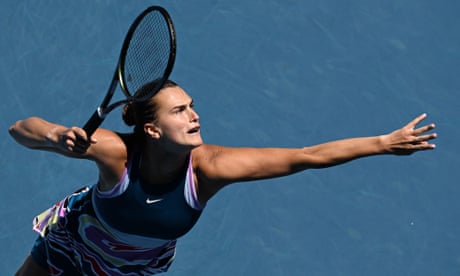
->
[83, 109, 104, 137]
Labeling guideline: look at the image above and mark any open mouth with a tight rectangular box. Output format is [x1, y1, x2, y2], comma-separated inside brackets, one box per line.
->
[187, 126, 200, 134]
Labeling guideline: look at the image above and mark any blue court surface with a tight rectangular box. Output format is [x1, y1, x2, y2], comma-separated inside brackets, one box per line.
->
[1, 1, 459, 275]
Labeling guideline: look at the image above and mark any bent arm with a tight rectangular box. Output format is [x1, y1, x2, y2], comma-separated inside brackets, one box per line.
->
[9, 117, 94, 157]
[8, 116, 129, 162]
[9, 117, 130, 189]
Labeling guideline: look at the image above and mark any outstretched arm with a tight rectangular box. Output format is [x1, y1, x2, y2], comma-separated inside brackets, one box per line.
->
[302, 113, 436, 167]
[194, 114, 437, 201]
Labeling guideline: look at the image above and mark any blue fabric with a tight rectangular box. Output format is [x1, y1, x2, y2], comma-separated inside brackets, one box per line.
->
[93, 153, 202, 240]
[30, 186, 177, 275]
[30, 236, 48, 270]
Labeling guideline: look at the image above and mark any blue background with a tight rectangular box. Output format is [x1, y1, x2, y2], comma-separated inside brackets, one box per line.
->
[1, 0, 459, 275]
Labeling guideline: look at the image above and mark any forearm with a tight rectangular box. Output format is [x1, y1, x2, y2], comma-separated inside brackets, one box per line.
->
[302, 135, 386, 168]
[197, 139, 385, 184]
[8, 117, 64, 150]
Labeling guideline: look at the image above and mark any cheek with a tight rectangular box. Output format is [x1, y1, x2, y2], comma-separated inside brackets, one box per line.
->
[159, 118, 186, 138]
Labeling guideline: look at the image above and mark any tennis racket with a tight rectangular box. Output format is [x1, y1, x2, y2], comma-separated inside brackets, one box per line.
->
[83, 6, 176, 137]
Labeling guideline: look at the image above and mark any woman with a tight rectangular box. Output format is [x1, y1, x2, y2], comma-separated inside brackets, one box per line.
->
[10, 80, 437, 275]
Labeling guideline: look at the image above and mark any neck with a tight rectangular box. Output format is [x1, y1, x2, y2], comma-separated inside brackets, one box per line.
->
[139, 140, 190, 192]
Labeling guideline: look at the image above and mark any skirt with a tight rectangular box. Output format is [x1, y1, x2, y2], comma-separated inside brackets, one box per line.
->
[31, 186, 177, 275]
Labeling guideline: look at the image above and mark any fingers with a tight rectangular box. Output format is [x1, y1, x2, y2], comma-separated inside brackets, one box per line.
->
[62, 127, 95, 154]
[74, 128, 93, 154]
[406, 113, 428, 129]
[409, 125, 437, 151]
[407, 113, 437, 141]
[413, 123, 436, 136]
[389, 113, 438, 155]
[411, 133, 437, 148]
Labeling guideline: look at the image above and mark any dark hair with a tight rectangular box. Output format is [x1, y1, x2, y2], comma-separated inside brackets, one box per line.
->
[122, 79, 178, 135]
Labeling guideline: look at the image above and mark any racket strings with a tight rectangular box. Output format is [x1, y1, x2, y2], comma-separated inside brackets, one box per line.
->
[124, 10, 172, 99]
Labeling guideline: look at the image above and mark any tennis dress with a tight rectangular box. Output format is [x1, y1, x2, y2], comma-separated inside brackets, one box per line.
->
[31, 153, 204, 275]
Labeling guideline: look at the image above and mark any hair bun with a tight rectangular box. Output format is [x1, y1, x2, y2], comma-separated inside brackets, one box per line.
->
[121, 80, 179, 129]
[122, 102, 136, 126]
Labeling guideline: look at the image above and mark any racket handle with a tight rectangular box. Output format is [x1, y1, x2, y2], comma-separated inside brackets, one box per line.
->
[83, 109, 105, 137]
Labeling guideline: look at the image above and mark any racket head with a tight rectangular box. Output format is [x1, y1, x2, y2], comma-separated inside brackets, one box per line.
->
[118, 6, 176, 102]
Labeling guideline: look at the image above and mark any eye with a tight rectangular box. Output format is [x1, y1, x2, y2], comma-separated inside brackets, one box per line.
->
[173, 106, 186, 114]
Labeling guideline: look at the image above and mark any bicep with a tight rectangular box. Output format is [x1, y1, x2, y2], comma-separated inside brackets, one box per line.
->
[195, 145, 307, 185]
[193, 145, 311, 203]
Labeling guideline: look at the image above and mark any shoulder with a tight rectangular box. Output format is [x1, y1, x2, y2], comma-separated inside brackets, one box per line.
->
[190, 143, 248, 186]
[88, 129, 136, 169]
[190, 144, 225, 203]
[190, 144, 277, 202]
[89, 129, 125, 153]
[191, 144, 222, 161]
[91, 130, 136, 190]
[191, 144, 229, 170]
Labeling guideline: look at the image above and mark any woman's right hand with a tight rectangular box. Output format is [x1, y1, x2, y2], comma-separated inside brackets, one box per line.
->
[9, 117, 96, 155]
[54, 126, 97, 154]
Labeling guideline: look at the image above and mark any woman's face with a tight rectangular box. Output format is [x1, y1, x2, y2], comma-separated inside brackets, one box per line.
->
[149, 86, 202, 152]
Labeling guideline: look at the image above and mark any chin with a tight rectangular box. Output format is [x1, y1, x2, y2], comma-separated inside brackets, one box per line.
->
[190, 138, 203, 148]
[180, 136, 202, 150]
[189, 133, 203, 144]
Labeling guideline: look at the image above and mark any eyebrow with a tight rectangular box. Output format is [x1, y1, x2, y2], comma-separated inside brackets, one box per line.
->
[170, 99, 194, 112]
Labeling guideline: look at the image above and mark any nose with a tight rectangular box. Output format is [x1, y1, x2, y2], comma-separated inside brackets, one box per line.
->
[189, 108, 199, 122]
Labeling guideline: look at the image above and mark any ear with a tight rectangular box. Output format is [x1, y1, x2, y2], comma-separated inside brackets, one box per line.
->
[144, 123, 161, 139]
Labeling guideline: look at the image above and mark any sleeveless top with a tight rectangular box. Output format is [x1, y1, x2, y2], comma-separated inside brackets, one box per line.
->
[92, 152, 204, 247]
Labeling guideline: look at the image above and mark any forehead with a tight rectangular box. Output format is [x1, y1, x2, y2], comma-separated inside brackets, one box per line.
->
[155, 86, 191, 107]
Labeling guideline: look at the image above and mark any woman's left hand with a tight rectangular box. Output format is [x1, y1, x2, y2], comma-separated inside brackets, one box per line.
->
[381, 113, 437, 155]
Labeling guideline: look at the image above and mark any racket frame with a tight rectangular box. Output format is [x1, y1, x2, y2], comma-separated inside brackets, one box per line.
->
[83, 6, 176, 136]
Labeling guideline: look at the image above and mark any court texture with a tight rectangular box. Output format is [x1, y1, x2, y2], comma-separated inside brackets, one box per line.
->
[1, 1, 459, 275]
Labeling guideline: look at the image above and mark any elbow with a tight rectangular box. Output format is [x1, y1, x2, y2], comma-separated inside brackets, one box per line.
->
[8, 120, 22, 139]
[8, 120, 28, 148]
[8, 118, 41, 149]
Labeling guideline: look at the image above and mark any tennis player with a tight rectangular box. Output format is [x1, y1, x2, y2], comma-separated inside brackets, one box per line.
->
[10, 80, 437, 275]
